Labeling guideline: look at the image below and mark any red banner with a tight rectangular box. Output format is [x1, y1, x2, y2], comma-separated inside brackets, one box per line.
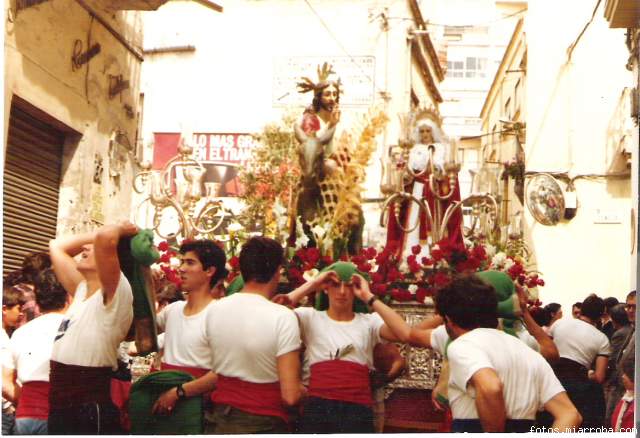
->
[153, 133, 259, 196]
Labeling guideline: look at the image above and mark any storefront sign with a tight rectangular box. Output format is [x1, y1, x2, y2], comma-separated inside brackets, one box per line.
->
[153, 132, 259, 196]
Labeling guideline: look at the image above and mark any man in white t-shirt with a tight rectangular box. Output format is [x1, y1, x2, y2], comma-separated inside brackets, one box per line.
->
[544, 294, 612, 428]
[150, 240, 227, 426]
[6, 268, 68, 435]
[430, 274, 581, 432]
[48, 221, 138, 434]
[204, 237, 302, 433]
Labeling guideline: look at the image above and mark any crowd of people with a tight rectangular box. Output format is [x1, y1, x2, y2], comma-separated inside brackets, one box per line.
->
[0, 221, 636, 434]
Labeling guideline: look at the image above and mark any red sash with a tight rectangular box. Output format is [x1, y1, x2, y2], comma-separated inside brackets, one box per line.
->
[211, 375, 286, 421]
[308, 360, 372, 406]
[16, 381, 49, 419]
[160, 362, 209, 379]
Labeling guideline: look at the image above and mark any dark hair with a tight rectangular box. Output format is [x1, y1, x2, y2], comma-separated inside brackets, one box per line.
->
[530, 307, 552, 327]
[627, 290, 636, 300]
[544, 303, 561, 316]
[3, 270, 26, 288]
[603, 297, 619, 312]
[3, 285, 26, 308]
[581, 294, 605, 321]
[179, 240, 228, 287]
[21, 252, 51, 284]
[239, 237, 283, 283]
[435, 274, 498, 330]
[33, 268, 67, 312]
[312, 81, 341, 113]
[572, 302, 582, 309]
[609, 303, 630, 327]
[156, 283, 184, 306]
[621, 357, 635, 382]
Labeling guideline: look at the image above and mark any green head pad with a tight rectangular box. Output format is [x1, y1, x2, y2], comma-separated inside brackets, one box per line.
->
[476, 270, 520, 336]
[316, 262, 370, 313]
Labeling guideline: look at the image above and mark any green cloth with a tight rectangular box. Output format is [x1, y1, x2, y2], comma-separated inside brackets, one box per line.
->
[129, 371, 202, 435]
[129, 230, 159, 319]
[315, 262, 370, 313]
[476, 270, 520, 337]
[226, 275, 244, 296]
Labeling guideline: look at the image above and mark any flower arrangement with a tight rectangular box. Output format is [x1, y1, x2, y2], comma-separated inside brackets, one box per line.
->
[156, 240, 181, 287]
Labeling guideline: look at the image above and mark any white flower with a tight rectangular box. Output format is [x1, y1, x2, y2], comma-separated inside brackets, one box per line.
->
[436, 259, 449, 269]
[399, 260, 409, 273]
[491, 252, 507, 267]
[503, 258, 515, 271]
[408, 284, 418, 293]
[303, 268, 319, 282]
[463, 238, 473, 249]
[228, 222, 244, 233]
[484, 243, 497, 258]
[311, 224, 327, 240]
[277, 215, 288, 231]
[169, 257, 181, 269]
[295, 232, 309, 249]
[272, 199, 287, 218]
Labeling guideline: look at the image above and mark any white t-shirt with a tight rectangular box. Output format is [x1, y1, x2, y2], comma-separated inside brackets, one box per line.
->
[10, 313, 65, 383]
[1, 328, 12, 370]
[430, 325, 449, 356]
[1, 328, 13, 410]
[549, 318, 611, 368]
[205, 293, 301, 383]
[51, 273, 133, 370]
[157, 300, 216, 369]
[294, 308, 384, 375]
[447, 328, 565, 420]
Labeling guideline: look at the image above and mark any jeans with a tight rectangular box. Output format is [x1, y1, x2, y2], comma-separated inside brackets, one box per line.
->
[15, 418, 47, 435]
[206, 404, 289, 434]
[2, 407, 15, 435]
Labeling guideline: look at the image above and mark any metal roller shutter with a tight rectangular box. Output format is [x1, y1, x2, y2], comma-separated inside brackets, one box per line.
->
[3, 105, 64, 277]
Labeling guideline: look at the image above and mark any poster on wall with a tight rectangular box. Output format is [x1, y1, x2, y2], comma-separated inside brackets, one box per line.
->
[153, 132, 259, 197]
[272, 56, 376, 107]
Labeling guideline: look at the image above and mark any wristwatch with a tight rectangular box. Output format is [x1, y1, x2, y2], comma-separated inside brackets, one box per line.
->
[176, 384, 187, 400]
[367, 295, 378, 307]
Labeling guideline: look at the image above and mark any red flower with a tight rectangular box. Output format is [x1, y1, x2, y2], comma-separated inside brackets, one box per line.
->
[431, 248, 444, 262]
[411, 245, 421, 255]
[415, 287, 429, 303]
[537, 279, 545, 287]
[321, 256, 333, 265]
[409, 261, 421, 273]
[387, 268, 402, 282]
[306, 248, 321, 265]
[364, 247, 377, 260]
[159, 253, 171, 263]
[229, 256, 240, 270]
[373, 283, 387, 295]
[471, 245, 487, 260]
[391, 288, 412, 302]
[421, 257, 433, 266]
[358, 262, 372, 273]
[371, 272, 384, 284]
[158, 241, 169, 252]
[433, 272, 450, 287]
[288, 267, 303, 281]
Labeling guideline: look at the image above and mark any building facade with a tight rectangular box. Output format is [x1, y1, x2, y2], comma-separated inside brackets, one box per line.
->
[2, 0, 166, 273]
[480, 0, 635, 311]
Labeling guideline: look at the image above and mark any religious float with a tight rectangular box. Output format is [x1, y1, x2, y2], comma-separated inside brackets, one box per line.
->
[132, 63, 543, 432]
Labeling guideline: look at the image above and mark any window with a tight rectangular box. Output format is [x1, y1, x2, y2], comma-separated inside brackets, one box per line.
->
[504, 98, 512, 120]
[446, 57, 487, 79]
